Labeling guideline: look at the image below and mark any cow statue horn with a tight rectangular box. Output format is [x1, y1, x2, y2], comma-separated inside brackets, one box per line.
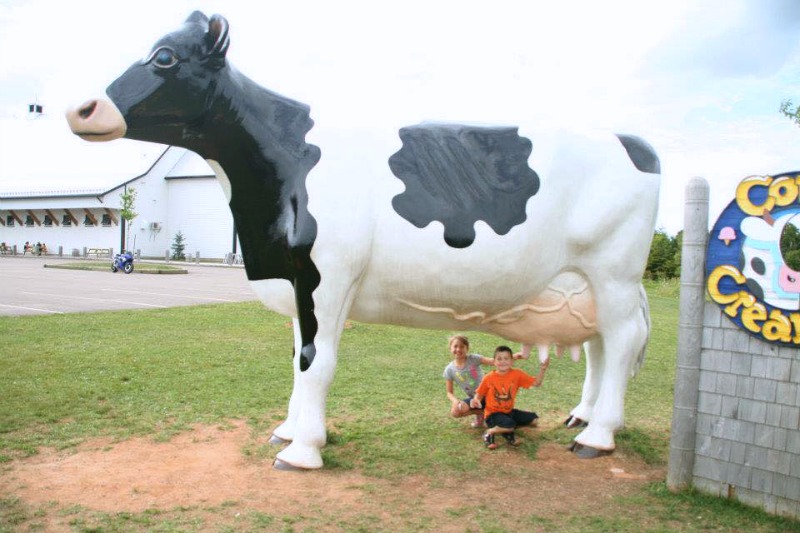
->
[65, 11, 661, 470]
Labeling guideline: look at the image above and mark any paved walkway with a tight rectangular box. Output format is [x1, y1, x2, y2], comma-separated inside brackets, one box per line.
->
[0, 256, 257, 316]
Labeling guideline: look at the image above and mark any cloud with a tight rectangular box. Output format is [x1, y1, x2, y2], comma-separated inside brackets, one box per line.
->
[2, 0, 800, 236]
[644, 0, 800, 79]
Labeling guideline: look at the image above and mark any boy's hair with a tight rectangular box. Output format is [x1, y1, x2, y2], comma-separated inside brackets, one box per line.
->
[449, 334, 470, 348]
[494, 345, 513, 358]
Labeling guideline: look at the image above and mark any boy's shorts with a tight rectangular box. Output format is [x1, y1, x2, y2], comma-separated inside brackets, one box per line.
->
[486, 409, 538, 429]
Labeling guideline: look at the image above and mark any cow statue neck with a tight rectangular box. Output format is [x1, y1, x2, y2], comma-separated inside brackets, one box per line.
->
[66, 11, 662, 470]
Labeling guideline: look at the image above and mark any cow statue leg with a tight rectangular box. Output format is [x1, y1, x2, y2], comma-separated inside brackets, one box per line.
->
[272, 326, 340, 470]
[571, 282, 649, 458]
[271, 280, 358, 470]
[565, 337, 602, 429]
[270, 319, 305, 445]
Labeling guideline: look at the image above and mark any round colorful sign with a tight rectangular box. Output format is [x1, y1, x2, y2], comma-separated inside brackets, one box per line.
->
[706, 171, 800, 347]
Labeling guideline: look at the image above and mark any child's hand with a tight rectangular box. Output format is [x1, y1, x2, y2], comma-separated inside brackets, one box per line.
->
[513, 352, 527, 360]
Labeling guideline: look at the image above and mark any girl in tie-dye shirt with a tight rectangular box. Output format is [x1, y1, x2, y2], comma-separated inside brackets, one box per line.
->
[443, 335, 495, 428]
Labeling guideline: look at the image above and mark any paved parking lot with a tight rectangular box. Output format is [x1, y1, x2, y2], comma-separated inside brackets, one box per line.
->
[0, 256, 257, 316]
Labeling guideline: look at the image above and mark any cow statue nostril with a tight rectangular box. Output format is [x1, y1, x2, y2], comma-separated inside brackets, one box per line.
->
[78, 101, 97, 119]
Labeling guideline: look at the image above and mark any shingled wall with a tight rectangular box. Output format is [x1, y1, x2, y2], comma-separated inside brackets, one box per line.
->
[692, 303, 800, 517]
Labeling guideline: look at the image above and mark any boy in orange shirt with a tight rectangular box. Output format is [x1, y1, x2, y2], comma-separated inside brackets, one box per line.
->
[470, 345, 549, 449]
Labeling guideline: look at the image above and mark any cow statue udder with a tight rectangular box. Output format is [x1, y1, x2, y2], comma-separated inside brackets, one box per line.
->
[66, 12, 661, 469]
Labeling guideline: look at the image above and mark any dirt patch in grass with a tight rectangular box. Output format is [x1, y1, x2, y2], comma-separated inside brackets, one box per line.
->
[0, 420, 665, 530]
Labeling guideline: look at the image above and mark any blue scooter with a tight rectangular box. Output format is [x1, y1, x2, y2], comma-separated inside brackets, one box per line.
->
[111, 251, 134, 274]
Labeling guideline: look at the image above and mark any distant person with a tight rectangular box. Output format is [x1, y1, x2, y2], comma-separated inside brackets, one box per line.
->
[23, 241, 31, 255]
[443, 335, 494, 428]
[35, 242, 42, 256]
[471, 345, 549, 449]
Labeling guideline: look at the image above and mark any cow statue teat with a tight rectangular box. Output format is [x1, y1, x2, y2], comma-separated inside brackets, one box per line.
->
[66, 11, 661, 469]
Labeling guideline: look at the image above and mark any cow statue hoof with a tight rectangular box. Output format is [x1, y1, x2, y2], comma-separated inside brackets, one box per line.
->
[564, 415, 589, 428]
[568, 441, 613, 459]
[273, 458, 306, 471]
[269, 434, 290, 445]
[275, 442, 324, 470]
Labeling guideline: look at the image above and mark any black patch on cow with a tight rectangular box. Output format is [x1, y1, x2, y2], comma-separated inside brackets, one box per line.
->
[388, 123, 540, 248]
[616, 134, 661, 174]
[746, 278, 765, 301]
[751, 257, 767, 276]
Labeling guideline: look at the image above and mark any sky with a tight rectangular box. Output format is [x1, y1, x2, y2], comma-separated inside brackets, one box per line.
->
[1, 0, 800, 235]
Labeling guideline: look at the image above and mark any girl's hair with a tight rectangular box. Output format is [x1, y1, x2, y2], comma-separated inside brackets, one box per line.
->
[448, 334, 470, 349]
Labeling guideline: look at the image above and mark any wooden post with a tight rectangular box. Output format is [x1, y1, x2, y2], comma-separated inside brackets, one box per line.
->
[667, 177, 709, 491]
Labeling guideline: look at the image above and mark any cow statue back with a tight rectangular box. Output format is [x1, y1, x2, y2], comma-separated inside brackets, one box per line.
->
[67, 11, 661, 469]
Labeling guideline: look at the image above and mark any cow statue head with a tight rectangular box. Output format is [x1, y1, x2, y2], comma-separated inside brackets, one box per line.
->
[68, 12, 230, 151]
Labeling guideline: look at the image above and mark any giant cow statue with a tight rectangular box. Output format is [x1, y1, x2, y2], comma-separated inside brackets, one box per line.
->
[66, 12, 661, 469]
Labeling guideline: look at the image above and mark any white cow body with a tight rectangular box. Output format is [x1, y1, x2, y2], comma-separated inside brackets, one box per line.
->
[243, 126, 659, 468]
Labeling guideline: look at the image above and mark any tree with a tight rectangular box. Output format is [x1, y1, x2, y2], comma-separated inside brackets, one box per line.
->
[171, 230, 187, 260]
[780, 99, 800, 126]
[781, 221, 800, 271]
[646, 229, 680, 280]
[673, 230, 683, 277]
[119, 187, 138, 252]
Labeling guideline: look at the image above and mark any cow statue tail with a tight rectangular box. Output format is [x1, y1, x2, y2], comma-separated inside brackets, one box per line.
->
[631, 283, 650, 377]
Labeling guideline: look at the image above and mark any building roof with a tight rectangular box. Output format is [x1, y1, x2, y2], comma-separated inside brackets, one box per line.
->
[165, 149, 216, 179]
[0, 114, 214, 199]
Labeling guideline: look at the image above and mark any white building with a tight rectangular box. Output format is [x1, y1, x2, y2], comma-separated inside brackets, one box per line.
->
[0, 108, 236, 259]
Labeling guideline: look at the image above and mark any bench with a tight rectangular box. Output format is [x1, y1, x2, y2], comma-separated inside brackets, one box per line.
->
[86, 248, 112, 258]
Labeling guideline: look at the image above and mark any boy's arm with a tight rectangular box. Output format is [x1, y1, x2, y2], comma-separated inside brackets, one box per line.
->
[479, 356, 495, 366]
[471, 378, 487, 409]
[469, 393, 484, 409]
[533, 359, 550, 387]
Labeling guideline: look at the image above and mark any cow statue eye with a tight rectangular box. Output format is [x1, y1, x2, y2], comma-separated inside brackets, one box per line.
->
[145, 47, 179, 69]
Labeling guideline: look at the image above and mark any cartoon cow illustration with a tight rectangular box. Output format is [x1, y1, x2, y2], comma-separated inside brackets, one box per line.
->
[66, 12, 661, 469]
[739, 209, 800, 310]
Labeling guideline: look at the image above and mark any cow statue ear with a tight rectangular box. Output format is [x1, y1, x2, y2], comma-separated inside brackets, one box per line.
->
[205, 14, 230, 64]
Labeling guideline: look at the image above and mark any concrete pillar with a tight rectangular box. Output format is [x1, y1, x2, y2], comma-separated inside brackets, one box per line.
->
[58, 245, 63, 257]
[667, 177, 709, 491]
[165, 250, 170, 262]
[195, 251, 200, 264]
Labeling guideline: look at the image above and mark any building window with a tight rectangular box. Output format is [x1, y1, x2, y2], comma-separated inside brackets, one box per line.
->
[83, 214, 95, 226]
[6, 215, 14, 227]
[43, 215, 53, 226]
[25, 215, 34, 226]
[62, 214, 72, 226]
[101, 214, 112, 226]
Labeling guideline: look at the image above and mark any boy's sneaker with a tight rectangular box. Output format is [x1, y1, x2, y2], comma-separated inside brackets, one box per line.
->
[483, 432, 497, 450]
[502, 432, 520, 446]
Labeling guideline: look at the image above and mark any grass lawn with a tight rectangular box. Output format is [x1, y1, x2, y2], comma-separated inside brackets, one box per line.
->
[44, 261, 188, 274]
[1, 278, 798, 532]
